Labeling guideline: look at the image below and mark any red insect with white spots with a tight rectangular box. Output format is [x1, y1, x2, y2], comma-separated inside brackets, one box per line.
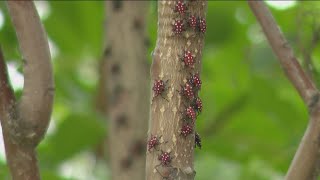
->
[185, 106, 196, 122]
[198, 17, 206, 33]
[188, 73, 202, 90]
[192, 97, 202, 113]
[152, 79, 168, 100]
[174, 0, 187, 14]
[181, 124, 193, 137]
[182, 50, 195, 68]
[158, 151, 172, 166]
[180, 82, 194, 101]
[188, 15, 197, 29]
[173, 19, 185, 35]
[148, 135, 160, 152]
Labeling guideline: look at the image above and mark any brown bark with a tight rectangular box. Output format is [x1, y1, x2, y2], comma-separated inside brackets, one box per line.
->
[146, 1, 207, 180]
[0, 1, 54, 180]
[7, 1, 54, 147]
[248, 1, 320, 180]
[105, 1, 150, 180]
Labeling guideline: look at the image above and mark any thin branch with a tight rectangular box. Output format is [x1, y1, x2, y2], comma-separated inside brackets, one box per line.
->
[7, 1, 54, 145]
[203, 94, 248, 137]
[248, 1, 317, 108]
[0, 48, 40, 180]
[0, 47, 15, 117]
[0, 1, 54, 180]
[248, 1, 320, 180]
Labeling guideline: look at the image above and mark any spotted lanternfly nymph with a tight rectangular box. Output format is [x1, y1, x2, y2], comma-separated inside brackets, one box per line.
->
[192, 97, 203, 113]
[174, 0, 187, 14]
[188, 15, 197, 29]
[158, 151, 172, 166]
[152, 79, 169, 101]
[198, 17, 206, 33]
[185, 106, 196, 122]
[148, 135, 160, 152]
[179, 82, 195, 101]
[173, 19, 185, 35]
[182, 50, 195, 68]
[188, 73, 202, 90]
[195, 132, 202, 149]
[180, 124, 193, 137]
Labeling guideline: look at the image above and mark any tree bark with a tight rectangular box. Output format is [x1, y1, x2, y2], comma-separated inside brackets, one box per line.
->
[105, 1, 150, 180]
[146, 1, 207, 179]
[248, 1, 320, 180]
[0, 1, 54, 180]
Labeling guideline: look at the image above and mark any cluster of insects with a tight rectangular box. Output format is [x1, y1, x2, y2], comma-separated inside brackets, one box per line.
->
[149, 1, 206, 177]
[172, 0, 207, 35]
[178, 72, 202, 146]
[172, 0, 205, 149]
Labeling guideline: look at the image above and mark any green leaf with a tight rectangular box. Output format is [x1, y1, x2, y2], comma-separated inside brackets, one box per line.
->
[39, 112, 106, 166]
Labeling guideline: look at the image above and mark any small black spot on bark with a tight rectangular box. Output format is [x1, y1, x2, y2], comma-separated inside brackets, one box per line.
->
[133, 18, 143, 30]
[116, 114, 128, 128]
[310, 93, 320, 110]
[121, 157, 133, 170]
[131, 140, 146, 156]
[111, 63, 120, 75]
[110, 85, 124, 104]
[112, 0, 123, 11]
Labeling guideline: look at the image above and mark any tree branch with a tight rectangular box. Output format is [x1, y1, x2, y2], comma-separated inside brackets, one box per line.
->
[0, 1, 54, 180]
[7, 1, 54, 146]
[0, 47, 40, 180]
[0, 47, 15, 118]
[248, 1, 320, 180]
[248, 1, 317, 108]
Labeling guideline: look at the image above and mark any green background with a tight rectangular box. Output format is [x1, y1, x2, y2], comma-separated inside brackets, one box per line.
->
[0, 1, 317, 179]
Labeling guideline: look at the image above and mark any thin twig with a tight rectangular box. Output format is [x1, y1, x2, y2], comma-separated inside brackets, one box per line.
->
[248, 1, 317, 107]
[248, 1, 320, 180]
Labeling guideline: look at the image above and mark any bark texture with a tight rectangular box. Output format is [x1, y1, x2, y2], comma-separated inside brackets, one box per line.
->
[146, 1, 207, 179]
[0, 1, 54, 180]
[105, 1, 150, 180]
[248, 1, 320, 180]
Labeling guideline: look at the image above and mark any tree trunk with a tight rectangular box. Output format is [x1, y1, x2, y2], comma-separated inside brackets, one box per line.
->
[105, 1, 150, 180]
[146, 1, 207, 179]
[0, 1, 54, 180]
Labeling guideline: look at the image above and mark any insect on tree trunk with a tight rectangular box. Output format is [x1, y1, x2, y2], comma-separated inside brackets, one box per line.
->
[0, 1, 54, 180]
[146, 1, 207, 179]
[105, 1, 150, 180]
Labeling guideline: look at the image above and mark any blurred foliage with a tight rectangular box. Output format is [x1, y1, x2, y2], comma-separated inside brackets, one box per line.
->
[0, 1, 320, 180]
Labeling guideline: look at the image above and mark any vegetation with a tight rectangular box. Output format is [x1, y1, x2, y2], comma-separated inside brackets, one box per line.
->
[0, 1, 319, 179]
